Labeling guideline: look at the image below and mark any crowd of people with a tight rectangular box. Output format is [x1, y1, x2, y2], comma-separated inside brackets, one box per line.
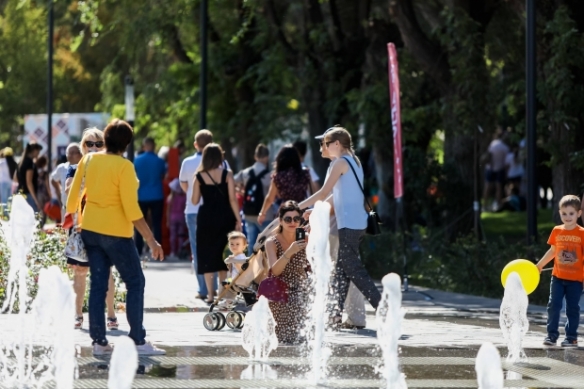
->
[0, 120, 379, 353]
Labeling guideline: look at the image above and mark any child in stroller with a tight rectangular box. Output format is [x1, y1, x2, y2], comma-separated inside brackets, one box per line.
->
[202, 220, 279, 331]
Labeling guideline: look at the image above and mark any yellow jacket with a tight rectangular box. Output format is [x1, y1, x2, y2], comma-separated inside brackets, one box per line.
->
[66, 153, 143, 238]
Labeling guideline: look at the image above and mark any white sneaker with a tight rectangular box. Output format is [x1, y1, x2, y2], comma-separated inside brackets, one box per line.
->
[93, 343, 114, 356]
[136, 341, 166, 356]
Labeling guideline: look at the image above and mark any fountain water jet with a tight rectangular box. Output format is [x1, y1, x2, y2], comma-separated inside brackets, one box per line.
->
[108, 336, 138, 389]
[305, 201, 332, 383]
[0, 195, 39, 387]
[376, 273, 406, 389]
[33, 266, 77, 388]
[241, 296, 278, 361]
[475, 342, 503, 389]
[499, 272, 528, 362]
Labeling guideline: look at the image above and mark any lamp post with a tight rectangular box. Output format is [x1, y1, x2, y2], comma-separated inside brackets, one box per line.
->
[200, 0, 208, 129]
[526, 0, 537, 247]
[47, 0, 54, 170]
[125, 75, 135, 162]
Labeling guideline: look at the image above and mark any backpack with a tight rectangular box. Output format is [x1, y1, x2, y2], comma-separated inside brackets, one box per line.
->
[242, 168, 270, 216]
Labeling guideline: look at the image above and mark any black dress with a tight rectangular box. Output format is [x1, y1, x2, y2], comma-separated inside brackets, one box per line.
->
[196, 169, 235, 274]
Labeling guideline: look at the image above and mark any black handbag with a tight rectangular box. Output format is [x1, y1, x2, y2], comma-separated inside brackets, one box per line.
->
[342, 157, 382, 235]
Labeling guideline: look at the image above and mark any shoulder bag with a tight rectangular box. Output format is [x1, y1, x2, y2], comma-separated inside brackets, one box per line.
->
[64, 155, 91, 262]
[257, 268, 289, 303]
[342, 156, 381, 235]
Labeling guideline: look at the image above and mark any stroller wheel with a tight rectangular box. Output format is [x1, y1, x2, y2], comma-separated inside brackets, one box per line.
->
[226, 311, 243, 329]
[216, 312, 226, 330]
[237, 312, 245, 329]
[203, 313, 220, 331]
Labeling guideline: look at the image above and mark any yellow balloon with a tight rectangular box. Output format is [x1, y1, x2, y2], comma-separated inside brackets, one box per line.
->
[501, 259, 540, 295]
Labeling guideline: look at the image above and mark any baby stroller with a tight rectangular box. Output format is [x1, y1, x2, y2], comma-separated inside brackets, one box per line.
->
[202, 219, 279, 331]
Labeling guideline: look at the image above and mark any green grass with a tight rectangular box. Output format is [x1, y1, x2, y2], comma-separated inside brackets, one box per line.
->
[481, 208, 556, 243]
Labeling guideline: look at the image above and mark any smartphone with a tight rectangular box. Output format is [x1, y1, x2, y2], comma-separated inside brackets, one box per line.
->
[295, 227, 306, 241]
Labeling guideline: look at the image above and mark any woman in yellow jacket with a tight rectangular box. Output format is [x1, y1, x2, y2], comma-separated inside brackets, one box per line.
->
[67, 119, 165, 356]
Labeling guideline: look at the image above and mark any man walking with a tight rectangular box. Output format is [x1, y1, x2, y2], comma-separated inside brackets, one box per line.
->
[234, 144, 273, 255]
[179, 130, 214, 299]
[134, 137, 167, 257]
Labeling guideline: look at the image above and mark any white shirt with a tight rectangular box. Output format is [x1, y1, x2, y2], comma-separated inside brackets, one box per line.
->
[0, 159, 11, 184]
[179, 153, 231, 214]
[488, 139, 510, 171]
[505, 152, 524, 179]
[50, 162, 69, 203]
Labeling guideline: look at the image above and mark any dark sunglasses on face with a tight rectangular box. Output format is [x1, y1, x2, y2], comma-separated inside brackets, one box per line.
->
[85, 141, 104, 148]
[283, 216, 302, 224]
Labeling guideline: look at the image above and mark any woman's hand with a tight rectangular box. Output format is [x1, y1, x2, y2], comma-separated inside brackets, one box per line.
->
[257, 213, 265, 225]
[285, 240, 307, 257]
[235, 219, 242, 232]
[302, 209, 312, 221]
[147, 238, 164, 261]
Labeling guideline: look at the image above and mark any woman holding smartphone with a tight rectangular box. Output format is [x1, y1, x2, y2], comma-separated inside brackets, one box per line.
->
[264, 200, 310, 344]
[299, 126, 380, 326]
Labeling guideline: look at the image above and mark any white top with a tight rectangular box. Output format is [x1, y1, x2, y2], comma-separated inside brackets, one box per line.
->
[0, 158, 11, 184]
[179, 153, 231, 214]
[488, 139, 510, 171]
[50, 162, 69, 202]
[333, 156, 367, 230]
[505, 152, 524, 179]
[225, 253, 247, 279]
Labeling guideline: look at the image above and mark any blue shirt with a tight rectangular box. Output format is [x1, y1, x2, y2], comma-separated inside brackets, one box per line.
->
[134, 151, 167, 201]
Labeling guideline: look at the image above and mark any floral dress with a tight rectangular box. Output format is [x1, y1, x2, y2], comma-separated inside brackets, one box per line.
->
[268, 237, 311, 344]
[273, 168, 311, 203]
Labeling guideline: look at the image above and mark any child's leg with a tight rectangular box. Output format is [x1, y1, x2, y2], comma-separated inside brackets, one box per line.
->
[563, 280, 583, 341]
[169, 221, 178, 255]
[546, 276, 565, 341]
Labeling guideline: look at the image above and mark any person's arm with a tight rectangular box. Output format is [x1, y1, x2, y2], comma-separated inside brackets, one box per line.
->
[65, 160, 85, 214]
[536, 245, 555, 272]
[299, 159, 346, 209]
[258, 179, 278, 224]
[226, 171, 242, 231]
[191, 175, 201, 205]
[133, 218, 164, 260]
[265, 238, 306, 277]
[179, 160, 190, 192]
[25, 169, 40, 207]
[51, 178, 62, 205]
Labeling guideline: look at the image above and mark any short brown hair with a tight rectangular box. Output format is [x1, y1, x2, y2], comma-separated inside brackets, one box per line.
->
[104, 119, 133, 154]
[195, 129, 213, 149]
[197, 143, 224, 172]
[559, 195, 581, 210]
[255, 143, 269, 159]
[228, 231, 247, 242]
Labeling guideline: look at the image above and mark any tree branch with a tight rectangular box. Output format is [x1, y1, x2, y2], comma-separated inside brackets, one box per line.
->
[265, 0, 297, 59]
[329, 0, 346, 47]
[389, 0, 451, 92]
[164, 24, 193, 64]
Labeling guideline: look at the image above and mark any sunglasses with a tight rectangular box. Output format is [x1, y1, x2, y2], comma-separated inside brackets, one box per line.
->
[85, 141, 104, 148]
[282, 216, 302, 224]
[325, 141, 335, 147]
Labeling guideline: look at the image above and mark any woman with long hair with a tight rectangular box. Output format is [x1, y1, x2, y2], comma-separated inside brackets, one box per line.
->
[299, 126, 380, 325]
[64, 128, 118, 332]
[264, 200, 310, 343]
[17, 142, 43, 211]
[191, 143, 242, 304]
[257, 145, 317, 225]
[66, 119, 165, 356]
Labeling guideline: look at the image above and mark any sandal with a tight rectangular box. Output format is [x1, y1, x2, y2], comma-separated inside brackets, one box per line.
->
[74, 316, 83, 330]
[340, 321, 365, 330]
[107, 317, 119, 331]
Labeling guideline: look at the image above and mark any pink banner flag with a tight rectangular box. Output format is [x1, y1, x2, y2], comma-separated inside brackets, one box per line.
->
[387, 43, 403, 199]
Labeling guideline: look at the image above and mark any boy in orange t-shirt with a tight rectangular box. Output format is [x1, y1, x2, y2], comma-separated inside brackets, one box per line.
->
[536, 195, 584, 347]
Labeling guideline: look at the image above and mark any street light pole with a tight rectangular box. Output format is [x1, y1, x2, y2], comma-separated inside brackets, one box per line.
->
[47, 0, 54, 170]
[125, 76, 135, 162]
[526, 0, 538, 248]
[200, 0, 208, 130]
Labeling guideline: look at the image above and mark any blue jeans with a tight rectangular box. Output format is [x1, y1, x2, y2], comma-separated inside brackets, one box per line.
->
[245, 217, 271, 256]
[546, 276, 583, 341]
[24, 193, 38, 213]
[0, 182, 11, 205]
[185, 213, 216, 296]
[81, 230, 146, 346]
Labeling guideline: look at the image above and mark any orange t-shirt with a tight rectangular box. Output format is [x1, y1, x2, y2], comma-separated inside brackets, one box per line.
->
[548, 225, 584, 282]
